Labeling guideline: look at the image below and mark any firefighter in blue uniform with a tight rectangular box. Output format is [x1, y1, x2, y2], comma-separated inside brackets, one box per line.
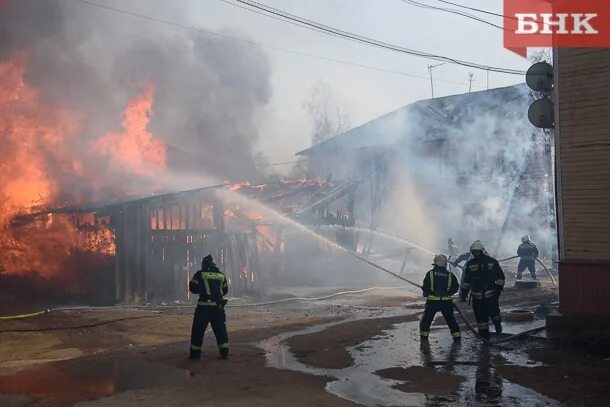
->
[517, 235, 539, 280]
[460, 241, 505, 340]
[420, 254, 461, 341]
[189, 255, 229, 360]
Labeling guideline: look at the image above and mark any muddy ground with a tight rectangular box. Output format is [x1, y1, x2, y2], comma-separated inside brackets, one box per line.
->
[1, 281, 610, 406]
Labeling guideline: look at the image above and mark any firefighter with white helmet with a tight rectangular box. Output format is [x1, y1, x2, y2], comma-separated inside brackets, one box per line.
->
[419, 254, 461, 341]
[517, 235, 539, 280]
[460, 241, 505, 340]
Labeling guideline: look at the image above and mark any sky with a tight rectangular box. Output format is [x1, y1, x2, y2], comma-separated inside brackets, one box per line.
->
[83, 0, 533, 169]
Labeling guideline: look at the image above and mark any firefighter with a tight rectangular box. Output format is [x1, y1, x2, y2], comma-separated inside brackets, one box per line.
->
[448, 238, 459, 259]
[460, 241, 505, 340]
[420, 254, 461, 341]
[517, 235, 539, 280]
[189, 255, 229, 360]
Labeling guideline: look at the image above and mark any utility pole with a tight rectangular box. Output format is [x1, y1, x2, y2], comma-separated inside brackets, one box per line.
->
[428, 63, 445, 99]
[468, 73, 474, 93]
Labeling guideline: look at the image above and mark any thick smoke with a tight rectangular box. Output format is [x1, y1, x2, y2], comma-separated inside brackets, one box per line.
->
[0, 0, 272, 197]
[306, 84, 556, 279]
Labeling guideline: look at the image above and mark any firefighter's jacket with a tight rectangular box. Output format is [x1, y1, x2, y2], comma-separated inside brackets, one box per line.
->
[517, 241, 539, 261]
[422, 266, 460, 301]
[189, 263, 229, 306]
[461, 254, 505, 300]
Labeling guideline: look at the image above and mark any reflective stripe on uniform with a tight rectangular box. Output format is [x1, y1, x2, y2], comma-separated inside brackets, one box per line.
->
[420, 331, 429, 337]
[190, 279, 199, 284]
[477, 322, 489, 329]
[495, 279, 505, 286]
[190, 344, 202, 350]
[484, 290, 497, 298]
[218, 343, 229, 349]
[452, 331, 461, 337]
[197, 300, 217, 306]
[471, 292, 483, 299]
[202, 277, 211, 296]
[202, 272, 225, 280]
[426, 295, 454, 301]
[461, 283, 471, 289]
[430, 270, 452, 295]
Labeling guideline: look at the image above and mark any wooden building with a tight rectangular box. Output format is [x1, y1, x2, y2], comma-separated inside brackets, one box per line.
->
[554, 48, 610, 318]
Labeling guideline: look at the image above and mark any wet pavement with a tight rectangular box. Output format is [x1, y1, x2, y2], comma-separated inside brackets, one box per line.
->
[260, 315, 559, 406]
[0, 357, 190, 406]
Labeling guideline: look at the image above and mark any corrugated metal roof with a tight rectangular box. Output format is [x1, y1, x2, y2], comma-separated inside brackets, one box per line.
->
[297, 84, 533, 156]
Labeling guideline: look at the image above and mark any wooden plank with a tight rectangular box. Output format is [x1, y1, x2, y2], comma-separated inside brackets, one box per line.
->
[559, 48, 610, 57]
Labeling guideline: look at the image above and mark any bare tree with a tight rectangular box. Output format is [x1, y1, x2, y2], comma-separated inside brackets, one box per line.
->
[528, 48, 552, 64]
[303, 80, 351, 145]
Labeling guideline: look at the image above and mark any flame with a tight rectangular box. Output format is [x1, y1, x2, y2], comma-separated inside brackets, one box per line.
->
[0, 53, 159, 289]
[95, 85, 166, 175]
[0, 52, 80, 222]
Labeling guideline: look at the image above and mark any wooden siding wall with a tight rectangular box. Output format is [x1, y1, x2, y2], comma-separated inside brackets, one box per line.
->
[558, 49, 610, 262]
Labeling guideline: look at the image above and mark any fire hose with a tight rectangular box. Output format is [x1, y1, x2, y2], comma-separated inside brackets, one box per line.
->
[335, 249, 547, 346]
[0, 309, 51, 321]
[0, 250, 551, 342]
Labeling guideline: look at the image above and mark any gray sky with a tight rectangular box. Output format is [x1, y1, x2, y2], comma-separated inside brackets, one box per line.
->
[117, 0, 532, 167]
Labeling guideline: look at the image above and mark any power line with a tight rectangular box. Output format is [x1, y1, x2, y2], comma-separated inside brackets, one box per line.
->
[434, 0, 507, 19]
[231, 0, 525, 75]
[398, 0, 508, 31]
[67, 0, 474, 88]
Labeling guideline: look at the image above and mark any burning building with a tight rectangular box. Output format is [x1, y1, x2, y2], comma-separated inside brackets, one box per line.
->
[1, 178, 360, 306]
[297, 84, 557, 262]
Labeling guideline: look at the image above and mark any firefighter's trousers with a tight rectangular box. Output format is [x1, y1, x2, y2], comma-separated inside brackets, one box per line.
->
[517, 259, 537, 280]
[419, 300, 461, 339]
[472, 296, 501, 339]
[190, 304, 229, 354]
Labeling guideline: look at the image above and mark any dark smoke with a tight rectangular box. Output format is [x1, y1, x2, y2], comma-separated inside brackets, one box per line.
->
[0, 0, 272, 191]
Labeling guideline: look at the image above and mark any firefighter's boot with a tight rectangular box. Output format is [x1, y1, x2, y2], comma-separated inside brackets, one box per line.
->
[493, 320, 503, 334]
[220, 348, 229, 360]
[189, 349, 201, 360]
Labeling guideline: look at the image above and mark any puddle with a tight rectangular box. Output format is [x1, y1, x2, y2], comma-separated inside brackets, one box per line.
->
[0, 357, 190, 406]
[260, 315, 559, 406]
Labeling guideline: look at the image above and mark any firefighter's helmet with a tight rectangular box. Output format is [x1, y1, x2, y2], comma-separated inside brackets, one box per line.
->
[521, 235, 530, 243]
[470, 240, 485, 252]
[433, 254, 448, 267]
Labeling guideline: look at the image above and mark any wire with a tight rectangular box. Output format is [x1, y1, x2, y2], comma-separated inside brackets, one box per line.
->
[435, 0, 507, 19]
[229, 0, 526, 75]
[398, 0, 508, 31]
[67, 0, 474, 88]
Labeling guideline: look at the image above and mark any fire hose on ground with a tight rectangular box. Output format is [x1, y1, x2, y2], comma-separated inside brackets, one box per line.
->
[1, 250, 552, 343]
[338, 249, 548, 346]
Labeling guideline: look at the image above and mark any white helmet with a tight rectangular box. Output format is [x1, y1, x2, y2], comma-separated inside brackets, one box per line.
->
[521, 235, 530, 243]
[470, 240, 485, 251]
[433, 254, 448, 267]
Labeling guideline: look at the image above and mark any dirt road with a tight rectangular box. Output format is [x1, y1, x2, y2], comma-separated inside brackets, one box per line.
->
[2, 284, 609, 406]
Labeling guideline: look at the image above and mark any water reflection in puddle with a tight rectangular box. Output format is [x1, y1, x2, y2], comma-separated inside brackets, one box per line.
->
[0, 357, 189, 406]
[260, 317, 558, 406]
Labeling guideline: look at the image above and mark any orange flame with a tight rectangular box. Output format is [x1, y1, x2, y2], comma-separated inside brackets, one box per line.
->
[95, 85, 166, 175]
[0, 52, 80, 222]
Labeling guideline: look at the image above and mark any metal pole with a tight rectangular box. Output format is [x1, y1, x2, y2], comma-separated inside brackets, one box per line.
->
[428, 63, 445, 99]
[428, 65, 435, 98]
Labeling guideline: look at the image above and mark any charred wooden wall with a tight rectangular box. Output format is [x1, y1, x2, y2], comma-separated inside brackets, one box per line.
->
[106, 188, 259, 304]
